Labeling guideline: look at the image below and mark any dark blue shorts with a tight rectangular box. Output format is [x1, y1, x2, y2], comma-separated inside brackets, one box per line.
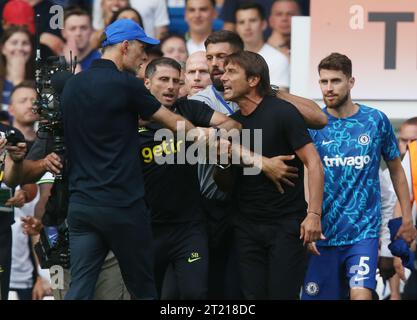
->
[301, 238, 378, 300]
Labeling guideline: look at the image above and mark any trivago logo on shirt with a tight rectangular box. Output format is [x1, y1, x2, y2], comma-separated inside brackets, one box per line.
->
[309, 105, 401, 246]
[323, 155, 371, 169]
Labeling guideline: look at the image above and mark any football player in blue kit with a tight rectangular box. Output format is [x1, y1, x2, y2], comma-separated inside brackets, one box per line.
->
[302, 53, 417, 300]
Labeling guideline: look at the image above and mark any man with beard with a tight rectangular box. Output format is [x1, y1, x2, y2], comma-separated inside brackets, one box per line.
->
[189, 30, 327, 299]
[302, 53, 416, 300]
[191, 31, 327, 202]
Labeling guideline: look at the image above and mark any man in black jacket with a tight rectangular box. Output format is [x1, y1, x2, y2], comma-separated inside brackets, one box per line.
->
[216, 50, 324, 299]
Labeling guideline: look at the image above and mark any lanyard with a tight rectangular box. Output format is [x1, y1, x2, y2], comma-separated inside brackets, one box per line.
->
[211, 86, 234, 115]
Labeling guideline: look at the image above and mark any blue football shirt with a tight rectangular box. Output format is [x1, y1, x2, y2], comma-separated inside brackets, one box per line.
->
[309, 104, 399, 246]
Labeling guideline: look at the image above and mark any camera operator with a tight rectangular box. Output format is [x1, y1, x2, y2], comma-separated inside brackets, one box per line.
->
[3, 124, 131, 300]
[5, 81, 51, 300]
[0, 125, 27, 300]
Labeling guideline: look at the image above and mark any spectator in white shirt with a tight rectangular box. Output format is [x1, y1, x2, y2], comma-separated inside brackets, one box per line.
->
[92, 0, 129, 30]
[185, 0, 217, 55]
[267, 0, 301, 58]
[93, 0, 169, 39]
[129, 0, 170, 39]
[235, 2, 290, 89]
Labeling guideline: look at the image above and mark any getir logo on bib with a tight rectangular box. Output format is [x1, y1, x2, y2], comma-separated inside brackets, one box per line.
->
[323, 155, 371, 169]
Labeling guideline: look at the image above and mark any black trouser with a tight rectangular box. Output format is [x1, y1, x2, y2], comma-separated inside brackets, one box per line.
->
[153, 220, 208, 300]
[0, 227, 12, 300]
[11, 288, 33, 300]
[403, 266, 417, 299]
[65, 199, 156, 300]
[202, 197, 241, 299]
[234, 215, 307, 300]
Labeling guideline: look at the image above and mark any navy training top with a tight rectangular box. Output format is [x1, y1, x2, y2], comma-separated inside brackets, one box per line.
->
[61, 59, 161, 207]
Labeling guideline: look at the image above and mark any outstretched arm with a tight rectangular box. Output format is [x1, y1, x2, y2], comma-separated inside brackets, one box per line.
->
[209, 111, 242, 132]
[277, 91, 328, 129]
[151, 106, 196, 133]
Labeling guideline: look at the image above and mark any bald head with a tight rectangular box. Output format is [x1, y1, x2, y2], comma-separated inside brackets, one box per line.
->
[186, 51, 208, 70]
[185, 51, 212, 96]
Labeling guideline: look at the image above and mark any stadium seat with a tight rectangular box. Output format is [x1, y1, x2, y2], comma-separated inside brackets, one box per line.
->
[168, 6, 224, 35]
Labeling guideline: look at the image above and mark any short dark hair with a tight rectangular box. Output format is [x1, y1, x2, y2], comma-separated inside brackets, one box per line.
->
[110, 7, 144, 28]
[318, 52, 352, 78]
[11, 80, 36, 98]
[160, 33, 187, 49]
[204, 30, 244, 52]
[402, 117, 417, 128]
[185, 0, 216, 8]
[145, 45, 163, 59]
[145, 57, 182, 79]
[224, 51, 271, 97]
[64, 6, 91, 24]
[236, 3, 265, 20]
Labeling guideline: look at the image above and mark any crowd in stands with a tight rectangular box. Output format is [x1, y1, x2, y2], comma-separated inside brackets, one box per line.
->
[0, 0, 310, 111]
